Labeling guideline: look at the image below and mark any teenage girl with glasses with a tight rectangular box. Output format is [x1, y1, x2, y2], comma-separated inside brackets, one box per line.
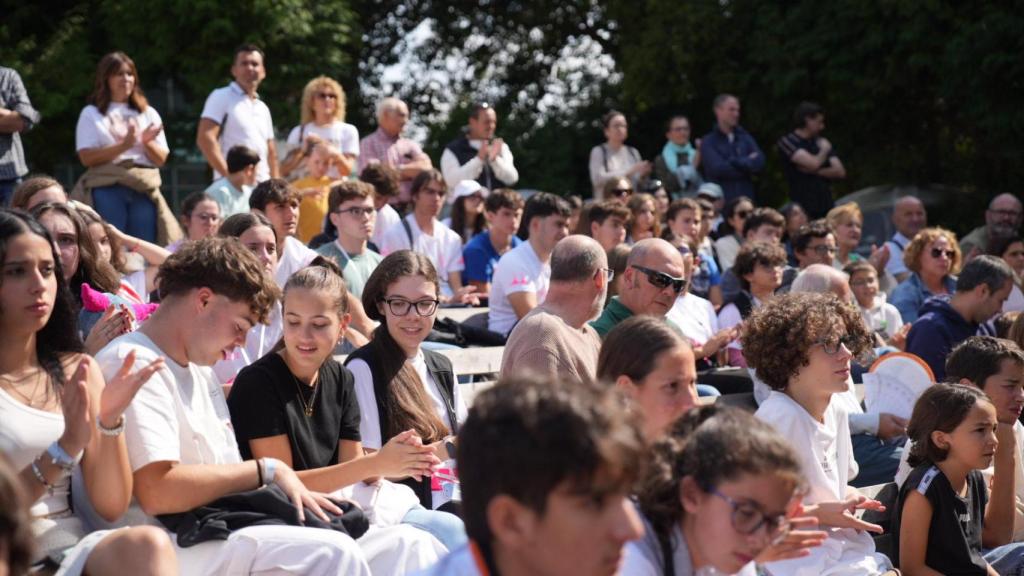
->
[624, 406, 825, 575]
[345, 250, 468, 511]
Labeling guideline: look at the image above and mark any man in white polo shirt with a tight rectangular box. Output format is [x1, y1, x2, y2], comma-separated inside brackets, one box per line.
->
[488, 192, 571, 335]
[197, 44, 278, 182]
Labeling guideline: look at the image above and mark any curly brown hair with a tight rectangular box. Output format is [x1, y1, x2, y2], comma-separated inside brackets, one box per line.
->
[741, 292, 873, 390]
[156, 237, 279, 323]
[903, 227, 961, 275]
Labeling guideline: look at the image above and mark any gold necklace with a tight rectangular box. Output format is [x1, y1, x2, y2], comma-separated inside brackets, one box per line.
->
[0, 368, 47, 409]
[292, 372, 319, 417]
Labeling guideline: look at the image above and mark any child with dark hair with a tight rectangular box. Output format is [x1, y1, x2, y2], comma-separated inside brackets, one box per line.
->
[461, 188, 524, 297]
[249, 178, 317, 288]
[168, 190, 221, 252]
[717, 241, 787, 367]
[421, 374, 645, 575]
[746, 292, 896, 576]
[205, 145, 259, 218]
[626, 406, 825, 575]
[893, 384, 1002, 575]
[358, 163, 401, 248]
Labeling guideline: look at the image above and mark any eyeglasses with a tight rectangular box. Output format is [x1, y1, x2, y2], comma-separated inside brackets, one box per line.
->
[816, 335, 855, 355]
[930, 248, 956, 259]
[381, 297, 439, 317]
[735, 210, 751, 219]
[316, 92, 338, 100]
[596, 267, 615, 282]
[631, 265, 687, 293]
[708, 488, 790, 544]
[612, 188, 633, 197]
[811, 245, 838, 256]
[336, 206, 376, 218]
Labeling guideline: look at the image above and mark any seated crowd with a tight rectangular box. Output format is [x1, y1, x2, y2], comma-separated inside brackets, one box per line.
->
[5, 46, 1024, 576]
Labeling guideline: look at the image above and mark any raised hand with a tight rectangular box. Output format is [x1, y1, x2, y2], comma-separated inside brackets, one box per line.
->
[121, 123, 138, 148]
[755, 503, 827, 563]
[809, 493, 885, 533]
[868, 244, 890, 274]
[141, 123, 162, 144]
[84, 305, 131, 355]
[59, 361, 92, 457]
[98, 350, 164, 429]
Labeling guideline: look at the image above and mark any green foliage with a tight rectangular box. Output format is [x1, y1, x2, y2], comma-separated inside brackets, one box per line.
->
[0, 0, 359, 172]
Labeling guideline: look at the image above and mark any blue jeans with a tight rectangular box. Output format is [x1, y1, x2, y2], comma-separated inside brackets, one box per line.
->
[985, 542, 1024, 575]
[850, 433, 904, 487]
[0, 177, 21, 206]
[91, 184, 157, 242]
[401, 505, 466, 551]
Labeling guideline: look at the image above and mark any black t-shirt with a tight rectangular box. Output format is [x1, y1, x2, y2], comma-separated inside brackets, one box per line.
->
[228, 352, 361, 471]
[892, 464, 989, 575]
[776, 131, 836, 219]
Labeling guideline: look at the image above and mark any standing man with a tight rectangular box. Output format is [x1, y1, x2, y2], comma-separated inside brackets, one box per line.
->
[358, 97, 433, 205]
[0, 66, 41, 205]
[500, 236, 608, 384]
[197, 44, 278, 183]
[488, 193, 571, 335]
[776, 102, 846, 219]
[885, 196, 928, 282]
[960, 193, 1024, 258]
[440, 102, 518, 194]
[699, 94, 765, 202]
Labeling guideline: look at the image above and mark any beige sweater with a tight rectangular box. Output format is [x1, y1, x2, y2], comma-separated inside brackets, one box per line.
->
[499, 305, 602, 385]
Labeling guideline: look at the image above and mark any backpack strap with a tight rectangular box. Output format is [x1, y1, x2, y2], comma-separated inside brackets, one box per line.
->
[401, 217, 415, 250]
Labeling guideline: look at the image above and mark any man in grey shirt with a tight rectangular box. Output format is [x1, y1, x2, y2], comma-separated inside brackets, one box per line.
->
[0, 67, 41, 205]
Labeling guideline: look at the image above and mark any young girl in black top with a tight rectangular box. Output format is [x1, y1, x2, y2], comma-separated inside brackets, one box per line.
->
[894, 384, 1000, 575]
[228, 263, 466, 551]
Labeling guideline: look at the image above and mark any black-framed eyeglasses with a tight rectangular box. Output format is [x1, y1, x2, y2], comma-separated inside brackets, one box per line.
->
[632, 265, 687, 293]
[816, 335, 855, 355]
[708, 488, 790, 544]
[930, 248, 955, 259]
[612, 188, 634, 197]
[336, 206, 376, 218]
[381, 297, 439, 317]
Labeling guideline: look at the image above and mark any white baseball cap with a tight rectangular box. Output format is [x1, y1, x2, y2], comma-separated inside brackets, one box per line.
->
[448, 180, 488, 204]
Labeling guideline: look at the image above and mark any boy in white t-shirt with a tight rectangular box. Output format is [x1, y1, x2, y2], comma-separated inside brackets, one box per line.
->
[745, 292, 896, 576]
[378, 169, 475, 303]
[94, 238, 375, 575]
[247, 179, 317, 286]
[358, 163, 402, 250]
[845, 261, 908, 349]
[487, 192, 570, 335]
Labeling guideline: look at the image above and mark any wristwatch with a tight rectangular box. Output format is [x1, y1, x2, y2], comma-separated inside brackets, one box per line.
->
[46, 441, 78, 473]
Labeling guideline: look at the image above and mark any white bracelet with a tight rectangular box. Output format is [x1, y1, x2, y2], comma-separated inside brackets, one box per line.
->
[97, 415, 125, 437]
[261, 458, 278, 486]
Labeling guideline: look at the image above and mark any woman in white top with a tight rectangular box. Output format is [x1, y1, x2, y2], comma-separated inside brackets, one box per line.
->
[0, 210, 176, 575]
[280, 76, 359, 180]
[75, 52, 168, 243]
[713, 196, 754, 272]
[623, 406, 822, 576]
[589, 110, 651, 199]
[345, 251, 468, 510]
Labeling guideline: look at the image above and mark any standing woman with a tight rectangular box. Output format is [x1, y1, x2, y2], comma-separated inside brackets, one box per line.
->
[589, 110, 651, 200]
[280, 76, 359, 180]
[0, 209, 176, 575]
[74, 52, 170, 244]
[346, 251, 468, 510]
[626, 192, 661, 243]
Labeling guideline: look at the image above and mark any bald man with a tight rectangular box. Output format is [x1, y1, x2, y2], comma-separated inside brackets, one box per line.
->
[960, 193, 1024, 258]
[358, 97, 433, 203]
[590, 238, 686, 337]
[886, 196, 927, 282]
[500, 235, 609, 384]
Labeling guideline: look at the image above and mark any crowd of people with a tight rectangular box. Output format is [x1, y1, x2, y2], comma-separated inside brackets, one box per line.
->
[3, 43, 1024, 576]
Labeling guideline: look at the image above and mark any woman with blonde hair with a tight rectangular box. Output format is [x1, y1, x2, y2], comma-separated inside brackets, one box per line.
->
[890, 226, 961, 323]
[280, 76, 359, 179]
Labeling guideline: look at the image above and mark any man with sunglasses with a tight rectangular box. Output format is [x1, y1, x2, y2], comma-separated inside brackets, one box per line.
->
[907, 255, 1014, 382]
[960, 193, 1024, 259]
[440, 102, 519, 194]
[501, 236, 608, 385]
[590, 238, 686, 338]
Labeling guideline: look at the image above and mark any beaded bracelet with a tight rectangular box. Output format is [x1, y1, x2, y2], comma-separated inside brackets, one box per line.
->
[31, 458, 52, 490]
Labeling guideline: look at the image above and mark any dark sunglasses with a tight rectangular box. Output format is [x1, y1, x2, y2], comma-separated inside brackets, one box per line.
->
[735, 210, 751, 219]
[930, 248, 955, 259]
[632, 265, 687, 293]
[316, 92, 338, 100]
[612, 187, 634, 197]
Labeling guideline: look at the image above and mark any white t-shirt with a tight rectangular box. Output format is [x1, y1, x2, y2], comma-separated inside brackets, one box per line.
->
[373, 204, 401, 249]
[666, 292, 718, 348]
[96, 331, 242, 472]
[274, 236, 319, 288]
[756, 391, 890, 576]
[859, 296, 903, 339]
[379, 215, 465, 297]
[200, 82, 275, 181]
[713, 235, 742, 271]
[347, 350, 467, 451]
[1005, 283, 1024, 313]
[286, 121, 360, 179]
[895, 420, 1024, 540]
[885, 232, 911, 279]
[75, 103, 168, 167]
[487, 241, 549, 335]
[717, 297, 761, 352]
